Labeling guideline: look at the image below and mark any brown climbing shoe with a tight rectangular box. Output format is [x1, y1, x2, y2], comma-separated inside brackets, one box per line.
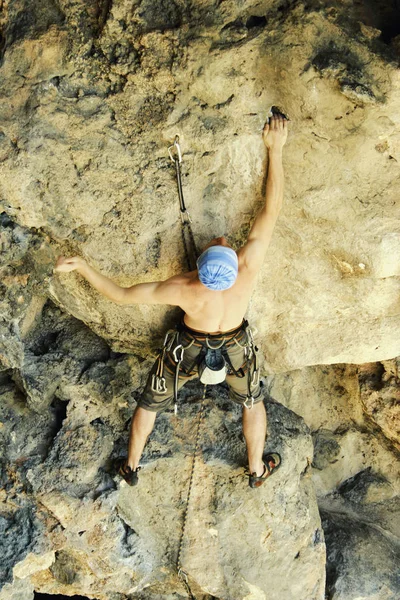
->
[117, 461, 141, 486]
[248, 453, 281, 488]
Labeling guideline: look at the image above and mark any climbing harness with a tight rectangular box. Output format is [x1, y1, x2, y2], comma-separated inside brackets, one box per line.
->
[176, 384, 207, 599]
[155, 319, 260, 415]
[168, 135, 198, 272]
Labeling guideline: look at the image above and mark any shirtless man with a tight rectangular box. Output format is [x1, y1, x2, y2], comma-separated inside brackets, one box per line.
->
[55, 113, 288, 487]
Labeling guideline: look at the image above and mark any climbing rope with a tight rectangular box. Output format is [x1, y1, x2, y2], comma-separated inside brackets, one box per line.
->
[176, 385, 207, 599]
[168, 135, 198, 271]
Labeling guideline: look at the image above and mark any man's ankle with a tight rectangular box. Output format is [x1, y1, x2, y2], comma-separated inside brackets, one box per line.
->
[127, 462, 139, 472]
[249, 462, 264, 477]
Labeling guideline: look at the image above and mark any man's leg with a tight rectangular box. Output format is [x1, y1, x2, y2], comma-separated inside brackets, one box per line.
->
[127, 406, 157, 471]
[242, 401, 267, 477]
[122, 331, 200, 481]
[224, 331, 265, 475]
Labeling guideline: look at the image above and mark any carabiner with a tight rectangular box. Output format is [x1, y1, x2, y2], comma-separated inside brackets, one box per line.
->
[244, 396, 255, 410]
[163, 329, 177, 351]
[168, 134, 182, 164]
[173, 344, 184, 363]
[252, 369, 260, 387]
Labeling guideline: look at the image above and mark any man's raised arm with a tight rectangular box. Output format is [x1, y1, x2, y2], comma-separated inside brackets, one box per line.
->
[54, 256, 182, 306]
[238, 113, 288, 272]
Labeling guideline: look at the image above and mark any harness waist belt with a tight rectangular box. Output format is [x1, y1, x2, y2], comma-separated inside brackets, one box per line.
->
[179, 319, 246, 341]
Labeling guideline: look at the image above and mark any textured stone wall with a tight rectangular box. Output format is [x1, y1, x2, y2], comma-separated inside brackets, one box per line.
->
[0, 1, 399, 599]
[1, 0, 400, 370]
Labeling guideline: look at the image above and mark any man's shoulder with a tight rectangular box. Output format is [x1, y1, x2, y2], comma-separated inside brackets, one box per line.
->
[165, 270, 196, 285]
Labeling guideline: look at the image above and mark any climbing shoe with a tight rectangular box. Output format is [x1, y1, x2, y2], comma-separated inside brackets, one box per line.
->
[248, 453, 281, 488]
[117, 461, 141, 486]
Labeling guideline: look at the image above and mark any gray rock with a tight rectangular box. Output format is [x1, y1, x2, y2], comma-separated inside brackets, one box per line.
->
[16, 301, 110, 413]
[0, 503, 44, 586]
[322, 509, 400, 600]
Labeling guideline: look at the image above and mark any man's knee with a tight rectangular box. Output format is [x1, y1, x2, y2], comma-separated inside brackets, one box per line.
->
[132, 405, 157, 435]
[228, 384, 263, 407]
[136, 395, 172, 413]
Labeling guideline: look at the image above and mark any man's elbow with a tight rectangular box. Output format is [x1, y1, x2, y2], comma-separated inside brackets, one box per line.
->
[113, 287, 130, 305]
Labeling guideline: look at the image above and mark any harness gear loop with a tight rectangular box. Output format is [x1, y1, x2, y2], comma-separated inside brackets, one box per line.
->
[176, 385, 207, 599]
[205, 336, 226, 350]
[172, 339, 195, 414]
[151, 330, 178, 394]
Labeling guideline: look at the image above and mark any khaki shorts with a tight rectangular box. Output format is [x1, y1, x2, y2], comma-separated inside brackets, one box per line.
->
[137, 320, 262, 413]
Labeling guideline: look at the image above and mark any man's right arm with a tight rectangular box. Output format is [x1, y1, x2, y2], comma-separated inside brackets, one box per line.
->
[238, 114, 287, 273]
[54, 256, 182, 306]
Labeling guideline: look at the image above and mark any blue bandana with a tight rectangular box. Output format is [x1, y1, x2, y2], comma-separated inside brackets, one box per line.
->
[197, 246, 238, 291]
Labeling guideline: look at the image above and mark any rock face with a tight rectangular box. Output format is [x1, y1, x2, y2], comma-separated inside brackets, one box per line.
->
[1, 1, 400, 599]
[0, 0, 399, 371]
[0, 330, 326, 599]
[358, 359, 400, 449]
[268, 363, 400, 600]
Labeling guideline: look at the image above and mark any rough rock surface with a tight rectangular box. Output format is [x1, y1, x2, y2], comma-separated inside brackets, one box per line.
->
[0, 0, 399, 371]
[268, 362, 400, 600]
[0, 319, 325, 599]
[1, 1, 400, 599]
[358, 359, 400, 449]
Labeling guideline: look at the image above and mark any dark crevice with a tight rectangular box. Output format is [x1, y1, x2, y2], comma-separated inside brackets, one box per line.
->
[46, 397, 68, 451]
[0, 212, 15, 228]
[89, 417, 105, 426]
[351, 0, 400, 44]
[245, 15, 267, 29]
[337, 468, 388, 502]
[96, 0, 113, 38]
[34, 594, 93, 599]
[358, 362, 385, 391]
[29, 331, 60, 357]
[1, 0, 66, 59]
[0, 369, 14, 388]
[214, 94, 235, 109]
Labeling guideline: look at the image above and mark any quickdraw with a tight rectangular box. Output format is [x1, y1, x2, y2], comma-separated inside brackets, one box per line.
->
[168, 135, 198, 272]
[172, 338, 195, 415]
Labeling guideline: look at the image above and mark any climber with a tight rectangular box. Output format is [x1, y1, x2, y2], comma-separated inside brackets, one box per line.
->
[55, 113, 288, 488]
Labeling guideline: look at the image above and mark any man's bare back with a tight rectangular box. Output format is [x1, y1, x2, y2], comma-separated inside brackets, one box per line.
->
[167, 239, 258, 333]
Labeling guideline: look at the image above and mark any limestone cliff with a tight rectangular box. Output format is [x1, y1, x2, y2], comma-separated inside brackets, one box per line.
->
[0, 1, 399, 599]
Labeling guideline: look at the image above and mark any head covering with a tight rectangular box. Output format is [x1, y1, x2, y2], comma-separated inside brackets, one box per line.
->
[197, 246, 238, 291]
